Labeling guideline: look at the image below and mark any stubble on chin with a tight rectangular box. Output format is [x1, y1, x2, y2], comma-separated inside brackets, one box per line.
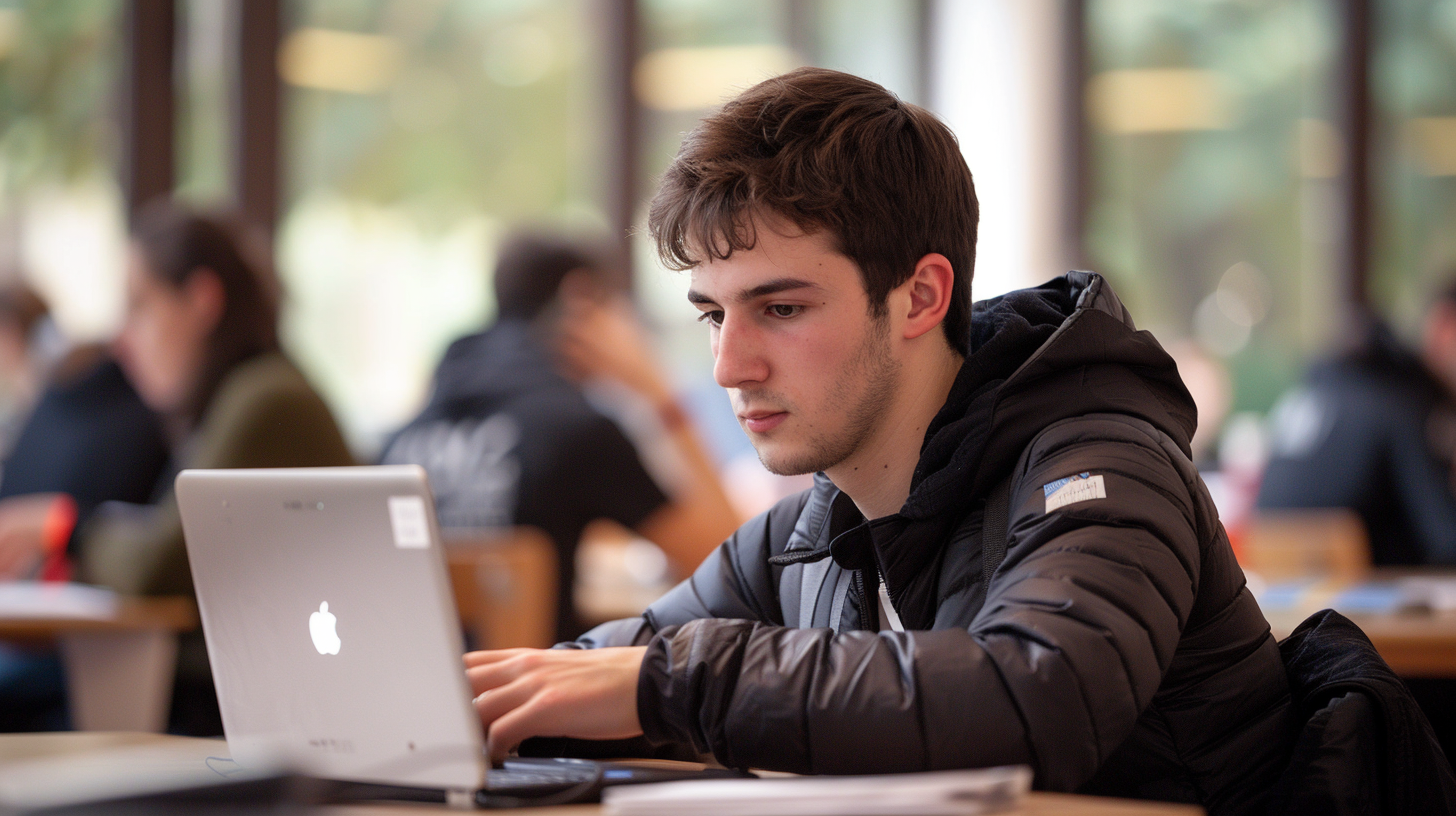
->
[751, 318, 900, 477]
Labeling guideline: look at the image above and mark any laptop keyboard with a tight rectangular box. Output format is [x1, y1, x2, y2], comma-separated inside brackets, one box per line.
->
[486, 758, 600, 794]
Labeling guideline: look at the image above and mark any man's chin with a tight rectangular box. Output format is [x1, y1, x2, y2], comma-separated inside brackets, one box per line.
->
[754, 445, 830, 477]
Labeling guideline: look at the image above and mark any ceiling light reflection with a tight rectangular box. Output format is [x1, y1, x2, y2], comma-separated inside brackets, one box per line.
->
[634, 45, 801, 111]
[1087, 69, 1235, 134]
[279, 28, 402, 95]
[1408, 117, 1456, 177]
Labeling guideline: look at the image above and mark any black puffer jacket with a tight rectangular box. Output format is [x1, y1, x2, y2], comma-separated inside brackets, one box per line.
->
[579, 273, 1294, 814]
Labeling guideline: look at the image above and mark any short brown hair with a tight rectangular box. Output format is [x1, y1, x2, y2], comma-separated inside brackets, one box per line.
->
[648, 67, 979, 350]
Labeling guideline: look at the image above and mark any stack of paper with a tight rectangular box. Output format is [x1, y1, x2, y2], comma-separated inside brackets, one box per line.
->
[1398, 577, 1456, 612]
[0, 581, 118, 618]
[603, 765, 1031, 816]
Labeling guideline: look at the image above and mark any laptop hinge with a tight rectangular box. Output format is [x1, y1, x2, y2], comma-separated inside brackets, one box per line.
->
[445, 788, 477, 809]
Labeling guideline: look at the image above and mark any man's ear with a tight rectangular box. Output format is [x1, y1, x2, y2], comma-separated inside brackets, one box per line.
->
[899, 253, 954, 341]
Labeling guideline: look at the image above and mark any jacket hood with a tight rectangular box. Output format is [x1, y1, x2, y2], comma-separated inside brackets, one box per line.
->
[422, 319, 574, 418]
[824, 272, 1198, 621]
[902, 271, 1196, 523]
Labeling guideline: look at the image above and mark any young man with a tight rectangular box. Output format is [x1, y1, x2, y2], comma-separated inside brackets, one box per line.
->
[465, 68, 1293, 814]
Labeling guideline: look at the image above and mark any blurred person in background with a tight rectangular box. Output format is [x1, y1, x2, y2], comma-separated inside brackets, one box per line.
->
[0, 282, 60, 450]
[0, 281, 169, 732]
[0, 281, 170, 575]
[1259, 276, 1456, 565]
[382, 231, 740, 641]
[0, 202, 354, 733]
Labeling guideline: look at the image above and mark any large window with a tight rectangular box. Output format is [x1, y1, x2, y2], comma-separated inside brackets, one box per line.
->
[278, 0, 607, 454]
[267, 1, 925, 464]
[1085, 0, 1339, 414]
[0, 1, 127, 348]
[1373, 0, 1456, 328]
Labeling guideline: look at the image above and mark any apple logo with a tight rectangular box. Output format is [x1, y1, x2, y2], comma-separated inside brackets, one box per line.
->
[309, 602, 341, 655]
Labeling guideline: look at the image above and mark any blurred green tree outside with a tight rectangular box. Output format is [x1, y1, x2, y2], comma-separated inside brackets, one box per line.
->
[1374, 0, 1456, 329]
[1087, 0, 1337, 417]
[0, 0, 119, 197]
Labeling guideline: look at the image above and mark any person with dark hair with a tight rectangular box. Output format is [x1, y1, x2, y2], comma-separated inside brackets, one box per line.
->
[382, 230, 740, 642]
[1260, 277, 1456, 564]
[76, 202, 355, 599]
[0, 202, 353, 733]
[458, 68, 1297, 814]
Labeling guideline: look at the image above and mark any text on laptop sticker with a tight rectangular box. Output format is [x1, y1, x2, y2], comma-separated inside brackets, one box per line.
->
[1043, 472, 1106, 512]
[388, 495, 431, 549]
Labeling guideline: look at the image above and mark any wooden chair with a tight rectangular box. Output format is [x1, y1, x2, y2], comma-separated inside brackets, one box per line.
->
[443, 527, 558, 650]
[1241, 509, 1372, 584]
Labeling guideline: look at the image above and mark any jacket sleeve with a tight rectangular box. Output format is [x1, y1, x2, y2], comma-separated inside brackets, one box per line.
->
[635, 416, 1204, 790]
[569, 490, 806, 648]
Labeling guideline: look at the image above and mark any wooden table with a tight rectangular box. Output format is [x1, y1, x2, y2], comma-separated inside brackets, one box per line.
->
[0, 595, 198, 732]
[1267, 604, 1456, 678]
[0, 733, 1203, 814]
[1260, 570, 1456, 678]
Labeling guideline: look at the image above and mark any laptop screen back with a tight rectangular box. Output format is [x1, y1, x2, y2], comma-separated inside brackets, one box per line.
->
[176, 466, 486, 790]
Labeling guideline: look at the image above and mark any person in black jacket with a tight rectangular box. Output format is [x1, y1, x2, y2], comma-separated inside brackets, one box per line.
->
[383, 233, 740, 640]
[462, 68, 1293, 814]
[1259, 288, 1456, 564]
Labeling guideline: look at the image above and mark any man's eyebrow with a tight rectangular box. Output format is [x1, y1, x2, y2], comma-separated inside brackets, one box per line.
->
[687, 277, 822, 306]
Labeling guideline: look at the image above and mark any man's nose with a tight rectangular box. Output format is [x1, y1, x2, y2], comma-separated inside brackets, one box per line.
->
[712, 316, 768, 389]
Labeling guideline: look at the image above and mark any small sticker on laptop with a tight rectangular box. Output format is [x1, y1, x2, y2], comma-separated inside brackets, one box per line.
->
[1043, 473, 1106, 512]
[388, 496, 430, 549]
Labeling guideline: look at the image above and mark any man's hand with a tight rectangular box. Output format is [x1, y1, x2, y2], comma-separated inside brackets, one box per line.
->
[464, 646, 647, 762]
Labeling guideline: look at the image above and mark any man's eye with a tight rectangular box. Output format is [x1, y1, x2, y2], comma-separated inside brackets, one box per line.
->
[696, 310, 723, 328]
[768, 304, 801, 318]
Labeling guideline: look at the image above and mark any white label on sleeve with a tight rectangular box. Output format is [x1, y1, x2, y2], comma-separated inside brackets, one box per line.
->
[1043, 473, 1107, 512]
[388, 495, 431, 549]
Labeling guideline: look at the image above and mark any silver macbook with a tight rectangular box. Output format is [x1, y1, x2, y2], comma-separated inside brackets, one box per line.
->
[177, 465, 487, 793]
[178, 465, 749, 806]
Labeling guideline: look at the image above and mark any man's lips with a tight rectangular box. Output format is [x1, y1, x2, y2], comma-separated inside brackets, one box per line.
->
[739, 411, 787, 433]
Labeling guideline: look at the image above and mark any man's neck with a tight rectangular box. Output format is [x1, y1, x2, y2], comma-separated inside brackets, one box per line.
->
[826, 345, 964, 520]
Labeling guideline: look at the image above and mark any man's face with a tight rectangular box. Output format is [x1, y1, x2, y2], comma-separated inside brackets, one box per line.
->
[689, 223, 901, 476]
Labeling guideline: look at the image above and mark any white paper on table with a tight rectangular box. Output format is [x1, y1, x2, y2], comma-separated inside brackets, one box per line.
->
[0, 740, 284, 810]
[1397, 577, 1456, 612]
[0, 581, 118, 618]
[603, 765, 1032, 816]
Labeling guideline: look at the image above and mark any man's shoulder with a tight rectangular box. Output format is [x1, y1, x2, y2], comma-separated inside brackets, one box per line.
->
[1016, 409, 1190, 468]
[728, 485, 819, 558]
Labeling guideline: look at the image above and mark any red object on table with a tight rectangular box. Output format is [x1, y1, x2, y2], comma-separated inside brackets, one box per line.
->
[39, 494, 78, 582]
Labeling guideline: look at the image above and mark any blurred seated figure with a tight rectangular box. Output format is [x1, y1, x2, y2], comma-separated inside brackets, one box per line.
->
[0, 283, 170, 572]
[0, 283, 170, 732]
[0, 283, 60, 451]
[80, 203, 355, 597]
[382, 232, 740, 641]
[0, 202, 353, 733]
[1259, 280, 1456, 565]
